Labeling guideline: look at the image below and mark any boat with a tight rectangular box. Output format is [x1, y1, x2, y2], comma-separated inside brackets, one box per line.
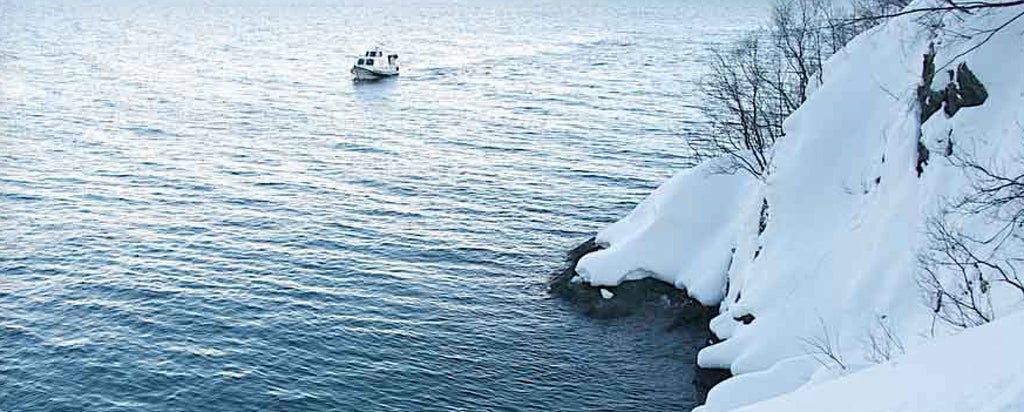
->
[351, 48, 399, 80]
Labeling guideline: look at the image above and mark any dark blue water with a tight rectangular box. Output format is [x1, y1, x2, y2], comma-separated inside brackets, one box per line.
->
[0, 1, 766, 410]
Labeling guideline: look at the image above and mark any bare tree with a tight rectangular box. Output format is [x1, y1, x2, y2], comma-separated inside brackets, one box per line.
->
[771, 0, 860, 101]
[863, 315, 906, 363]
[802, 315, 848, 371]
[695, 1, 1023, 180]
[920, 146, 1024, 329]
[848, 0, 1024, 66]
[851, 0, 913, 25]
[696, 0, 885, 179]
[772, 0, 820, 103]
[700, 33, 788, 178]
[851, 0, 1024, 22]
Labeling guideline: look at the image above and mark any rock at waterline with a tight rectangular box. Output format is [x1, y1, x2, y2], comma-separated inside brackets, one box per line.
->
[550, 238, 716, 322]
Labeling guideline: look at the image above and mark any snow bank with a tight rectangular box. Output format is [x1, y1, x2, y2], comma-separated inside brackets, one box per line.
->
[735, 310, 1024, 412]
[576, 1, 1024, 410]
[576, 158, 756, 305]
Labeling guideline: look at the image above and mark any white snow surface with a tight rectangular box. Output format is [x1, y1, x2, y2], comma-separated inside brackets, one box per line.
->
[575, 1, 1024, 410]
[576, 157, 756, 305]
[733, 311, 1024, 412]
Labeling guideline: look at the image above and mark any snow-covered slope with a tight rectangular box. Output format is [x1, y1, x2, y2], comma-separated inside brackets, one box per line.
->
[575, 157, 756, 305]
[576, 2, 1024, 410]
[734, 310, 1024, 412]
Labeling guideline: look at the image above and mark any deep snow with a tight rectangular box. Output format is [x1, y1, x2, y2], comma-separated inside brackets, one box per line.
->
[732, 310, 1024, 412]
[575, 1, 1024, 410]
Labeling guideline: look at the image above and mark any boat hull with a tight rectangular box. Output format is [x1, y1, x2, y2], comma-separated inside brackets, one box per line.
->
[351, 66, 398, 81]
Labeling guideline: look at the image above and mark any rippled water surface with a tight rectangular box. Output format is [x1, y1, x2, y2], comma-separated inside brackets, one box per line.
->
[1, 1, 767, 410]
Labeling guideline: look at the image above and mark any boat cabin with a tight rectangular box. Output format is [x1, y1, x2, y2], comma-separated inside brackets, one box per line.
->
[351, 47, 400, 80]
[356, 49, 399, 70]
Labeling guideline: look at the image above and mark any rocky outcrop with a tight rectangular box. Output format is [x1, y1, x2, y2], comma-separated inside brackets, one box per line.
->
[918, 50, 988, 123]
[915, 45, 987, 178]
[950, 62, 989, 113]
[550, 238, 717, 321]
[916, 140, 930, 177]
[917, 44, 943, 123]
[694, 367, 732, 403]
[547, 237, 601, 297]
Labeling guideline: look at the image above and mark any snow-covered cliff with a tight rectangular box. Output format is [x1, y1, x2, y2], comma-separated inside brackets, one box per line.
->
[575, 2, 1024, 410]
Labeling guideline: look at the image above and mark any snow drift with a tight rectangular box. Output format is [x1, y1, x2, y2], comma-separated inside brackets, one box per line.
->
[576, 157, 756, 305]
[575, 2, 1024, 410]
[732, 310, 1024, 412]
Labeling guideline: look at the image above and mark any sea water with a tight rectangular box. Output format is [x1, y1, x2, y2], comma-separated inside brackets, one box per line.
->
[0, 1, 767, 410]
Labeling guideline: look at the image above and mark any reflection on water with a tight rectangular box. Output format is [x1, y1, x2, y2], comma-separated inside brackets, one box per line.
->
[0, 0, 768, 410]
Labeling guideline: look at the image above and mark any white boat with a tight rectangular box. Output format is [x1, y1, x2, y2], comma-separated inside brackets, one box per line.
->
[351, 48, 399, 80]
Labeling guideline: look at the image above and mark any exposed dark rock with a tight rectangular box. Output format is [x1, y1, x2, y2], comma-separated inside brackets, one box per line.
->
[921, 89, 944, 122]
[733, 313, 755, 325]
[694, 367, 732, 403]
[758, 198, 770, 236]
[914, 46, 937, 177]
[556, 275, 709, 320]
[922, 62, 989, 119]
[917, 43, 941, 123]
[547, 237, 601, 296]
[667, 299, 721, 331]
[920, 43, 936, 87]
[916, 140, 930, 177]
[943, 70, 961, 117]
[549, 238, 713, 319]
[917, 47, 987, 123]
[566, 236, 602, 265]
[956, 62, 988, 108]
[914, 61, 984, 175]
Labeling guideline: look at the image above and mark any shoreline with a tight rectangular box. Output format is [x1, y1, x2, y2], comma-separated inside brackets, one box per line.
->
[550, 238, 732, 402]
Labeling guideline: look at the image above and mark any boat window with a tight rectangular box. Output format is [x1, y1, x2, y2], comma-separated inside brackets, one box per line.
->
[365, 58, 374, 65]
[357, 58, 365, 65]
